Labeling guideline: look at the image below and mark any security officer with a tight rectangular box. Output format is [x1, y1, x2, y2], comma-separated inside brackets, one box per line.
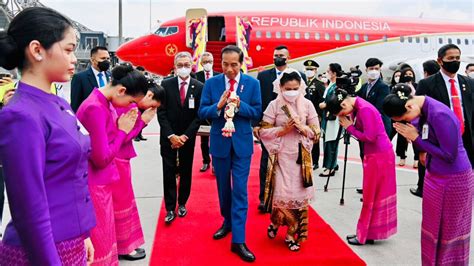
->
[304, 59, 325, 170]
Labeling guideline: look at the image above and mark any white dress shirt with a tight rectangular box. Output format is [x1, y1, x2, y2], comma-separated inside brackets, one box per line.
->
[440, 70, 463, 110]
[178, 76, 191, 96]
[204, 70, 214, 80]
[224, 73, 241, 91]
[91, 67, 107, 88]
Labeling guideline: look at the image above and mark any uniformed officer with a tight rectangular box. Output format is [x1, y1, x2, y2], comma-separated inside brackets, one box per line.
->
[303, 59, 325, 170]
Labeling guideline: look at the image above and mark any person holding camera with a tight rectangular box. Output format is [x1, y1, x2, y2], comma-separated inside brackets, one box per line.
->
[259, 69, 320, 252]
[326, 86, 397, 246]
[318, 63, 343, 177]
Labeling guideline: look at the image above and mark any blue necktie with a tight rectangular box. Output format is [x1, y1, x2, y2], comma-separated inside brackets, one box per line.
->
[277, 71, 282, 76]
[98, 73, 105, 87]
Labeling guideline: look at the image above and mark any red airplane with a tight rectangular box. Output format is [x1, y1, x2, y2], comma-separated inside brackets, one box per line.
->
[116, 9, 474, 79]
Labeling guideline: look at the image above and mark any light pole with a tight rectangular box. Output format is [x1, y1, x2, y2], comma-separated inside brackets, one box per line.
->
[118, 0, 123, 45]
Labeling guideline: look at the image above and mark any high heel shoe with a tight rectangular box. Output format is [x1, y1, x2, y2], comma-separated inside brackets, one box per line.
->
[267, 224, 278, 239]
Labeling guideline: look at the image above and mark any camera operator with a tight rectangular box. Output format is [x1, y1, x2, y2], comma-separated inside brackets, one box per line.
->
[325, 83, 397, 246]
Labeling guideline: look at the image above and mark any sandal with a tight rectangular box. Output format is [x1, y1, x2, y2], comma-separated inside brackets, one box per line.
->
[267, 224, 278, 239]
[286, 239, 300, 251]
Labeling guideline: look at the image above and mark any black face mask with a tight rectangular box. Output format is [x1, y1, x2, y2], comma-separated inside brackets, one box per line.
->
[402, 76, 413, 83]
[274, 57, 287, 67]
[441, 60, 460, 74]
[98, 60, 111, 72]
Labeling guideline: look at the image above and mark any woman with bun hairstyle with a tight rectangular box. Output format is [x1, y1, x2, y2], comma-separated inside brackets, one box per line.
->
[76, 63, 149, 265]
[326, 87, 397, 246]
[383, 84, 473, 266]
[0, 7, 96, 265]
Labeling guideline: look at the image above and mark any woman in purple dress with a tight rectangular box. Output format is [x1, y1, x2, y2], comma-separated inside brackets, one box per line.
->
[383, 84, 473, 266]
[0, 7, 95, 265]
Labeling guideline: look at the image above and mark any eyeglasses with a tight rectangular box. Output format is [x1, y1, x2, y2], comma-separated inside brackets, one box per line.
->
[176, 63, 192, 68]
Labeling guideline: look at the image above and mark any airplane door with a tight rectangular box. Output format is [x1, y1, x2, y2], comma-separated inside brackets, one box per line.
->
[186, 8, 207, 48]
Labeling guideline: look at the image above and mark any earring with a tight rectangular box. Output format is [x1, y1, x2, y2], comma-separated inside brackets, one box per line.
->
[36, 55, 43, 61]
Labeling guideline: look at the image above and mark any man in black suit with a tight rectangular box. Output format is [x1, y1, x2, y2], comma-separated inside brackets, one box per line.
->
[70, 46, 111, 112]
[254, 45, 306, 212]
[304, 59, 325, 170]
[157, 51, 203, 224]
[195, 52, 221, 172]
[412, 44, 474, 197]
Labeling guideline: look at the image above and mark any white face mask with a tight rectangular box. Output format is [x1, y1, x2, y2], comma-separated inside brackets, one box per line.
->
[203, 63, 213, 72]
[321, 77, 328, 83]
[394, 76, 400, 83]
[282, 90, 300, 103]
[468, 72, 474, 79]
[305, 70, 316, 78]
[177, 67, 191, 78]
[367, 70, 380, 80]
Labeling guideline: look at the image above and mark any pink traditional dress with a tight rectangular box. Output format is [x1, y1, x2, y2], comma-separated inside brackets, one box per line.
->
[346, 97, 397, 244]
[260, 69, 320, 243]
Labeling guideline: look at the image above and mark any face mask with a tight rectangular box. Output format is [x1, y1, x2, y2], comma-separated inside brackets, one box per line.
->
[402, 76, 413, 83]
[394, 76, 400, 83]
[98, 60, 110, 72]
[468, 72, 474, 79]
[282, 90, 300, 103]
[274, 57, 287, 67]
[367, 69, 380, 80]
[441, 60, 460, 74]
[321, 77, 328, 83]
[203, 63, 213, 72]
[305, 70, 316, 78]
[177, 67, 191, 78]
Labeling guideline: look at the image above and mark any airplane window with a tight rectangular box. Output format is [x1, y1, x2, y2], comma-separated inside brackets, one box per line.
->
[424, 37, 428, 44]
[400, 36, 405, 43]
[315, 32, 320, 40]
[256, 31, 262, 38]
[345, 34, 351, 41]
[266, 31, 271, 38]
[438, 38, 443, 44]
[304, 32, 310, 40]
[457, 38, 461, 45]
[167, 26, 178, 35]
[448, 38, 452, 44]
[354, 34, 360, 41]
[285, 32, 291, 39]
[408, 36, 413, 43]
[155, 27, 167, 36]
[465, 39, 469, 45]
[363, 34, 369, 42]
[335, 33, 340, 41]
[295, 32, 301, 39]
[416, 37, 420, 43]
[154, 26, 178, 37]
[325, 33, 330, 40]
[276, 31, 281, 39]
[383, 35, 388, 42]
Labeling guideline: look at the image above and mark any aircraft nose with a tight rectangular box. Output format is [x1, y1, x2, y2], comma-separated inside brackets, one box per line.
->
[116, 35, 154, 63]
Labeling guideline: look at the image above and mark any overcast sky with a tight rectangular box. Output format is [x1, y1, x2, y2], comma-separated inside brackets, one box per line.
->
[41, 0, 474, 38]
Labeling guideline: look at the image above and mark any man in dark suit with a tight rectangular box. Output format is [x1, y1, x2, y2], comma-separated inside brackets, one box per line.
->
[157, 51, 203, 224]
[195, 52, 221, 172]
[254, 45, 306, 212]
[413, 44, 474, 197]
[199, 45, 261, 262]
[304, 59, 325, 170]
[70, 46, 111, 112]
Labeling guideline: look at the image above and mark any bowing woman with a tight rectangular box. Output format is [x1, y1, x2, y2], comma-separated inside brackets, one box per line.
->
[326, 87, 397, 246]
[77, 64, 150, 265]
[383, 84, 473, 266]
[0, 7, 95, 264]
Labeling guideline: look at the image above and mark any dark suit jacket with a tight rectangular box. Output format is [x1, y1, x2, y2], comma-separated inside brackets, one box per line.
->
[357, 78, 391, 135]
[157, 77, 203, 145]
[305, 77, 326, 118]
[70, 67, 110, 112]
[416, 72, 474, 164]
[195, 70, 221, 84]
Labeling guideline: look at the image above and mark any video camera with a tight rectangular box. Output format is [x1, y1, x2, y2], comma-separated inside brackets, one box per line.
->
[335, 65, 362, 95]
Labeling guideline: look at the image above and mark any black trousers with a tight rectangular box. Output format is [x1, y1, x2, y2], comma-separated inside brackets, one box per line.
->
[417, 162, 426, 192]
[0, 166, 4, 222]
[258, 143, 269, 203]
[200, 135, 211, 164]
[161, 138, 196, 212]
[311, 141, 320, 167]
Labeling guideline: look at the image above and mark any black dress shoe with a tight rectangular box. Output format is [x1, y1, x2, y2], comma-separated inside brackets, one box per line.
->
[200, 163, 210, 172]
[138, 134, 147, 141]
[164, 211, 176, 224]
[257, 202, 265, 213]
[346, 234, 356, 240]
[410, 187, 422, 198]
[178, 205, 187, 217]
[118, 249, 147, 261]
[356, 188, 363, 194]
[133, 136, 141, 142]
[213, 225, 231, 240]
[231, 243, 256, 262]
[347, 237, 374, 245]
[312, 164, 319, 170]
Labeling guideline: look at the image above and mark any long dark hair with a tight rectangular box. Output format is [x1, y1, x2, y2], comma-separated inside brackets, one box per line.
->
[390, 70, 401, 87]
[383, 83, 414, 118]
[399, 68, 416, 84]
[0, 7, 73, 70]
[326, 89, 352, 115]
[111, 63, 149, 96]
[329, 63, 343, 77]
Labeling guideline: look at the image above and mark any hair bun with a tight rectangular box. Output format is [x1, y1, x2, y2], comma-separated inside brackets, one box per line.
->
[0, 32, 20, 70]
[391, 83, 411, 99]
[111, 62, 134, 81]
[335, 88, 348, 102]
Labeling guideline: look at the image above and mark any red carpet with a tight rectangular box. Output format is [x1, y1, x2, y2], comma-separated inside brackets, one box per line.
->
[150, 141, 366, 266]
